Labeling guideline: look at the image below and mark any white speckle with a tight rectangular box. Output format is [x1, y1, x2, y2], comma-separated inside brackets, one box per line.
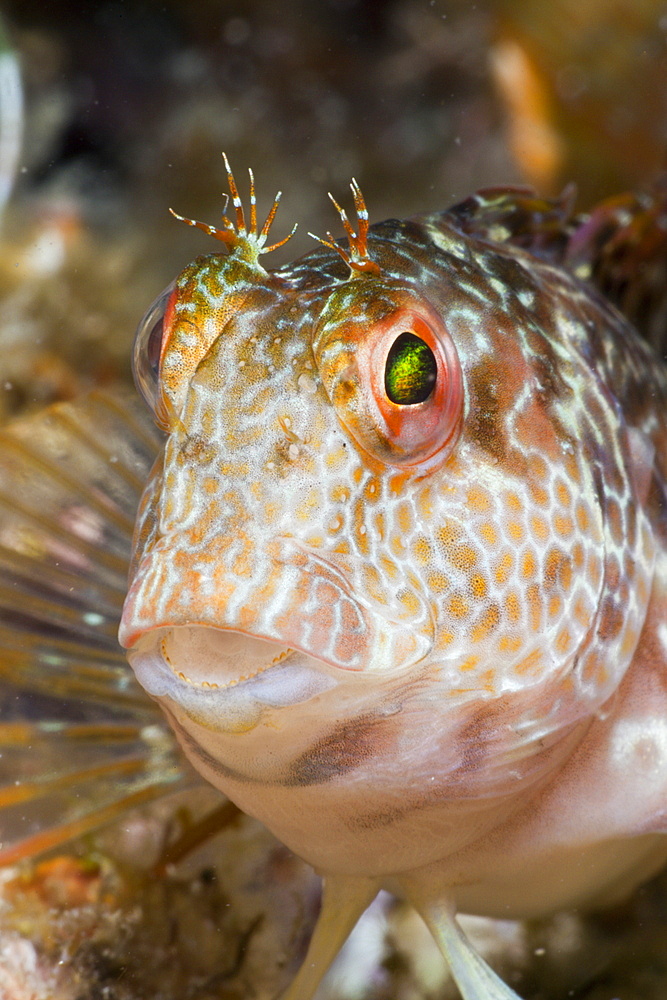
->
[288, 443, 299, 460]
[83, 612, 105, 626]
[360, 525, 367, 535]
[109, 455, 118, 464]
[658, 623, 667, 656]
[298, 373, 317, 394]
[3, 381, 12, 390]
[283, 416, 292, 428]
[611, 715, 667, 786]
[238, 360, 246, 368]
[266, 461, 276, 471]
[274, 337, 282, 345]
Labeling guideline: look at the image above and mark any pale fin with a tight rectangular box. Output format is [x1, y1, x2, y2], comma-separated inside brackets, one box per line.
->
[280, 874, 380, 1000]
[0, 389, 195, 864]
[404, 888, 524, 1000]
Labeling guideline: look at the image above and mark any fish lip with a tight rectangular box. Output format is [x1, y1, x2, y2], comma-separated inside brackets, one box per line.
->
[126, 623, 341, 707]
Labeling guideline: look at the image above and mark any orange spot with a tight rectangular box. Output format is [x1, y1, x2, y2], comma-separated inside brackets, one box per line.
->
[470, 573, 488, 599]
[530, 454, 548, 480]
[521, 549, 537, 579]
[437, 519, 462, 548]
[507, 521, 524, 541]
[417, 486, 434, 521]
[514, 649, 543, 676]
[506, 491, 522, 511]
[479, 522, 498, 545]
[331, 485, 351, 503]
[573, 595, 592, 627]
[480, 669, 497, 694]
[620, 626, 639, 657]
[363, 565, 387, 604]
[459, 654, 480, 672]
[560, 556, 573, 593]
[397, 503, 413, 535]
[449, 544, 478, 571]
[412, 537, 433, 565]
[529, 481, 549, 506]
[495, 552, 514, 585]
[438, 629, 455, 648]
[548, 594, 562, 619]
[499, 633, 523, 653]
[563, 451, 581, 484]
[353, 500, 370, 555]
[466, 487, 492, 512]
[530, 515, 549, 541]
[555, 627, 571, 654]
[506, 590, 521, 623]
[380, 555, 399, 581]
[527, 583, 542, 631]
[448, 593, 470, 619]
[554, 514, 574, 538]
[572, 542, 585, 570]
[389, 471, 412, 495]
[427, 571, 450, 594]
[471, 604, 500, 643]
[555, 480, 571, 507]
[364, 478, 381, 503]
[581, 652, 609, 688]
[398, 589, 421, 617]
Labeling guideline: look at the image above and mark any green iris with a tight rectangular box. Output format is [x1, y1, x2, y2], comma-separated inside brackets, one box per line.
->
[384, 332, 437, 405]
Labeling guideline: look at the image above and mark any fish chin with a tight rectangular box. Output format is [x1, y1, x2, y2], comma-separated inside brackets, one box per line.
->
[128, 625, 338, 722]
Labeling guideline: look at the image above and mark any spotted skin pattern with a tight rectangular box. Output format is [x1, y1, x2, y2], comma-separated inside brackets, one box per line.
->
[121, 168, 667, 998]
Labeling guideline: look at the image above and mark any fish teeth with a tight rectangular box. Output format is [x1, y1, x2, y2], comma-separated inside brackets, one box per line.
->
[164, 638, 294, 689]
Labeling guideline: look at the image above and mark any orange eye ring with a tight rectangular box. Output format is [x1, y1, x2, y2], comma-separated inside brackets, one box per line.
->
[360, 305, 463, 467]
[314, 292, 464, 471]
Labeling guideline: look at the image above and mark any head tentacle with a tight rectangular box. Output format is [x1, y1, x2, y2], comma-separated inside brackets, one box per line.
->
[169, 153, 297, 264]
[309, 178, 382, 276]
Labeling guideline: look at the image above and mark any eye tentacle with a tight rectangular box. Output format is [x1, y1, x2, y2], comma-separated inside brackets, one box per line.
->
[309, 180, 382, 276]
[168, 152, 297, 264]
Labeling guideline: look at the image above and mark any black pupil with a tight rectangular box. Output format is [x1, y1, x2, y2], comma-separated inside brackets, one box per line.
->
[385, 332, 437, 405]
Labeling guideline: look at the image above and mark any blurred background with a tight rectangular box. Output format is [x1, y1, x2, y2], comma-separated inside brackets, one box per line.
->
[0, 0, 665, 422]
[0, 3, 666, 998]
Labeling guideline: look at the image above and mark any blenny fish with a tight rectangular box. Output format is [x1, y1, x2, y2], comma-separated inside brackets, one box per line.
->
[1, 159, 666, 1000]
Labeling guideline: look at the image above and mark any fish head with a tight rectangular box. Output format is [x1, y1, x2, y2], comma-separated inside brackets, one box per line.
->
[119, 178, 652, 875]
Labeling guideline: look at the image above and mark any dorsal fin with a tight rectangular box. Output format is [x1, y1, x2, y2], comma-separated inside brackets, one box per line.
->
[446, 182, 667, 357]
[445, 185, 577, 263]
[564, 183, 667, 357]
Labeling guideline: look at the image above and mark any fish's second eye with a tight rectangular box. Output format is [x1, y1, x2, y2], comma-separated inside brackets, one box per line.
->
[385, 332, 437, 405]
[132, 281, 175, 418]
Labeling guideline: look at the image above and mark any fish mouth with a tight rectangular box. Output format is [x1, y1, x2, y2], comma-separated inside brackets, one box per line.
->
[128, 624, 339, 709]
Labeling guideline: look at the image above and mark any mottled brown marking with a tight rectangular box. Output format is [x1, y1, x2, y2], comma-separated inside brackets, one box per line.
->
[468, 358, 506, 460]
[286, 714, 392, 786]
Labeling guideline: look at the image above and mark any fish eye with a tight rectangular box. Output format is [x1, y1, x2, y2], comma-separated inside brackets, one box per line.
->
[132, 281, 175, 413]
[385, 332, 437, 405]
